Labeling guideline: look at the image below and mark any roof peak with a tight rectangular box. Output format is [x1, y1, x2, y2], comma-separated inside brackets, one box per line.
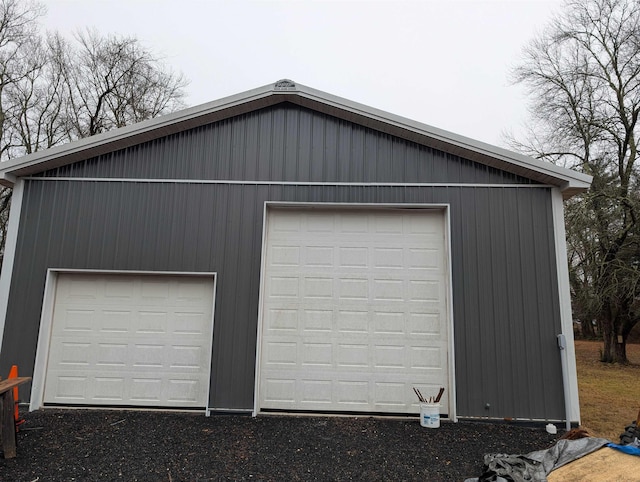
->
[274, 79, 296, 91]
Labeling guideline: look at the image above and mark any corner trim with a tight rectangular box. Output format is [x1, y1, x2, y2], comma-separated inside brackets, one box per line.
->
[550, 188, 580, 424]
[0, 180, 24, 354]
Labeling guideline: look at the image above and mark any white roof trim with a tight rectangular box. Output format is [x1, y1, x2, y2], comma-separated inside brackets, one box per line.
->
[0, 79, 592, 197]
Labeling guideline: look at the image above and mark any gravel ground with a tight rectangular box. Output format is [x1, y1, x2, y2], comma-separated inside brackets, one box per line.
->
[0, 409, 560, 481]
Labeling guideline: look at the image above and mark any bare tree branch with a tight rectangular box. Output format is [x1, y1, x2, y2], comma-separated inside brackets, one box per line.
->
[0, 0, 189, 267]
[510, 0, 640, 363]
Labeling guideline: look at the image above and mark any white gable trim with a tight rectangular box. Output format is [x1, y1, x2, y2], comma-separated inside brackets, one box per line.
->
[0, 80, 591, 197]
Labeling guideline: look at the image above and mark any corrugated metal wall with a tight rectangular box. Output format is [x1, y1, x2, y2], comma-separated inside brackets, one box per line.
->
[1, 104, 564, 420]
[42, 104, 535, 185]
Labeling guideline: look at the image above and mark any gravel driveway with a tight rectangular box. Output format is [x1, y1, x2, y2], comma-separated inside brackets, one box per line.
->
[0, 409, 559, 481]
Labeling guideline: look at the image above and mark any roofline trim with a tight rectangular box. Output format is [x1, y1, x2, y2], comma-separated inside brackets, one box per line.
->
[289, 85, 592, 188]
[0, 79, 592, 195]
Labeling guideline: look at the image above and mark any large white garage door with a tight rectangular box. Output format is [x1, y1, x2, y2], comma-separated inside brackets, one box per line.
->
[258, 208, 450, 415]
[43, 273, 215, 408]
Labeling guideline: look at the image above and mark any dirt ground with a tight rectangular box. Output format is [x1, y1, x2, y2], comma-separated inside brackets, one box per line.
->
[0, 409, 559, 481]
[574, 340, 640, 440]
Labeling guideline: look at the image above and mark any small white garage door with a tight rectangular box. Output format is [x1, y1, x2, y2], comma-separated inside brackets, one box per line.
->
[258, 207, 450, 415]
[43, 273, 215, 408]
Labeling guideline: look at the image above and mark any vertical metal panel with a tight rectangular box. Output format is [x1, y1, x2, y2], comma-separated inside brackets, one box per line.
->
[2, 177, 565, 419]
[446, 187, 563, 420]
[45, 105, 536, 186]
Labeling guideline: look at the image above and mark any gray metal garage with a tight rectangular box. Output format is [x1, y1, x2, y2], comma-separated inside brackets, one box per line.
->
[0, 79, 591, 424]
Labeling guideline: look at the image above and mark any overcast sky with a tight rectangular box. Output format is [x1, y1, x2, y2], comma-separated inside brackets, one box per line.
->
[39, 0, 563, 147]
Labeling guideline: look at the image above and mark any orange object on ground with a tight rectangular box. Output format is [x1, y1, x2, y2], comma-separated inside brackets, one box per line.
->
[7, 365, 25, 430]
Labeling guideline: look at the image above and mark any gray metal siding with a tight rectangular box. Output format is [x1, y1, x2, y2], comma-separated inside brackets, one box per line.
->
[2, 180, 564, 419]
[41, 104, 537, 186]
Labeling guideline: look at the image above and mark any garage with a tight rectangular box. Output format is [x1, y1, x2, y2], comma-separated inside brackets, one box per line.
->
[41, 272, 215, 409]
[0, 80, 589, 421]
[257, 206, 452, 415]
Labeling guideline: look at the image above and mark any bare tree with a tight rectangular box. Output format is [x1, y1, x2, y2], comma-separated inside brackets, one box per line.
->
[0, 0, 46, 158]
[62, 29, 186, 138]
[511, 0, 640, 363]
[0, 0, 188, 264]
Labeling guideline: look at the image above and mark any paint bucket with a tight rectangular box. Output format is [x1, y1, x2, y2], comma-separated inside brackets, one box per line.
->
[420, 403, 440, 428]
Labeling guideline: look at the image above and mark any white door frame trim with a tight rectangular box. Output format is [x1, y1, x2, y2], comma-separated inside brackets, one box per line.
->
[252, 202, 457, 420]
[30, 268, 217, 413]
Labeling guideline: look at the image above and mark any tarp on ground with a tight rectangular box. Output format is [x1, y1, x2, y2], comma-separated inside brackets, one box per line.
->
[547, 445, 640, 481]
[606, 442, 640, 456]
[464, 437, 609, 482]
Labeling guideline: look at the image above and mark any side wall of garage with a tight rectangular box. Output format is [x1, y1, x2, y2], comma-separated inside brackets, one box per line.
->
[2, 180, 563, 420]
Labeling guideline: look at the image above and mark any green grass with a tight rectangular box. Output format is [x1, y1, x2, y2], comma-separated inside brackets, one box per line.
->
[575, 340, 640, 441]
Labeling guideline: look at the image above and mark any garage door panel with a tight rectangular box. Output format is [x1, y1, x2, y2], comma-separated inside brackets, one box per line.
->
[100, 310, 132, 332]
[50, 341, 92, 366]
[59, 309, 96, 332]
[263, 340, 298, 366]
[271, 245, 301, 266]
[301, 309, 333, 331]
[166, 379, 200, 402]
[96, 342, 128, 366]
[263, 378, 297, 403]
[336, 310, 369, 333]
[130, 378, 162, 402]
[137, 311, 168, 333]
[259, 208, 450, 415]
[94, 377, 125, 401]
[305, 246, 335, 267]
[263, 308, 445, 338]
[261, 373, 448, 412]
[339, 247, 368, 267]
[259, 210, 448, 413]
[44, 273, 214, 408]
[303, 276, 334, 299]
[47, 368, 210, 405]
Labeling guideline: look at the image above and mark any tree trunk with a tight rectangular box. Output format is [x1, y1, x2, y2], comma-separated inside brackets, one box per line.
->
[615, 339, 627, 364]
[580, 319, 596, 339]
[602, 330, 629, 364]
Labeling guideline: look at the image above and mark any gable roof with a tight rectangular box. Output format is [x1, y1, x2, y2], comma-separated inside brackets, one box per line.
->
[0, 79, 592, 198]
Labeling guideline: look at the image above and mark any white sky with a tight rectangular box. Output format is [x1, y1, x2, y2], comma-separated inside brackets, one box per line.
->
[39, 0, 563, 147]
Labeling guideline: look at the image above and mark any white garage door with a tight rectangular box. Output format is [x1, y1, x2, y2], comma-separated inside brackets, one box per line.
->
[43, 273, 215, 408]
[258, 207, 450, 415]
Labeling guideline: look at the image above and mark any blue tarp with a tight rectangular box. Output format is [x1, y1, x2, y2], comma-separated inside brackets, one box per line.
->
[607, 442, 640, 456]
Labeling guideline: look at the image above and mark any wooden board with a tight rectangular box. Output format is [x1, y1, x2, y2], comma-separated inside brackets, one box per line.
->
[0, 377, 31, 395]
[548, 447, 640, 481]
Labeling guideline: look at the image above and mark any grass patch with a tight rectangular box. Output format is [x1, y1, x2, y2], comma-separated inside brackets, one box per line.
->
[575, 340, 640, 441]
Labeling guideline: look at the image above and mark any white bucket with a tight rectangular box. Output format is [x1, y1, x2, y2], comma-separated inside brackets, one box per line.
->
[420, 403, 440, 428]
